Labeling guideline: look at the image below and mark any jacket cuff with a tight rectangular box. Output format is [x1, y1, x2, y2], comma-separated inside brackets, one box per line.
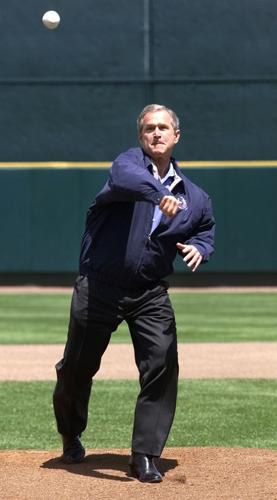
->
[154, 186, 172, 205]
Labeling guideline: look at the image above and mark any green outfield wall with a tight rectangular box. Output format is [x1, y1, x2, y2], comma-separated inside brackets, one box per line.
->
[0, 1, 276, 280]
[1, 166, 276, 276]
[0, 0, 277, 161]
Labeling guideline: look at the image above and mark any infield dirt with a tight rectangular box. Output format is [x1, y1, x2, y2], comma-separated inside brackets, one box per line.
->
[1, 447, 277, 499]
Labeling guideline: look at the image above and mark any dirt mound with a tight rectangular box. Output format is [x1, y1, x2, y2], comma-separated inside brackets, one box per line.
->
[1, 447, 276, 499]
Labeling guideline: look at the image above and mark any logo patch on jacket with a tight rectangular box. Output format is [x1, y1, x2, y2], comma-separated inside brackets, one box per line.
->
[176, 194, 188, 211]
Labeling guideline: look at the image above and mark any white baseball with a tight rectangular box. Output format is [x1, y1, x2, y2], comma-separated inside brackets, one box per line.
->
[42, 11, 61, 30]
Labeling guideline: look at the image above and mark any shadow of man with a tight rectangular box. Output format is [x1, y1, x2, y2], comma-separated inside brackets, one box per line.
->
[41, 452, 178, 482]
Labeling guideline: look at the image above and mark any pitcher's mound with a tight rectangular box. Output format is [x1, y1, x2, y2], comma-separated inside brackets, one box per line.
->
[1, 447, 276, 499]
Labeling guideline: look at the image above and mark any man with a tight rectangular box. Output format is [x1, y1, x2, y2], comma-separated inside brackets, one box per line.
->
[53, 104, 215, 483]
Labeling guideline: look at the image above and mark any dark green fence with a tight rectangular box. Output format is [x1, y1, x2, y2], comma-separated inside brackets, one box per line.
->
[1, 166, 276, 275]
[0, 1, 277, 161]
[0, 1, 276, 280]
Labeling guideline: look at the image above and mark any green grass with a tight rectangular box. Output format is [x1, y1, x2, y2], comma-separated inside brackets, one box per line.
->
[0, 380, 276, 450]
[0, 292, 276, 344]
[0, 294, 70, 344]
[172, 292, 277, 342]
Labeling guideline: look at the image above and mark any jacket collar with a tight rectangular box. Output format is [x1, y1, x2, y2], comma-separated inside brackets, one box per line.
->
[142, 148, 177, 172]
[142, 148, 185, 192]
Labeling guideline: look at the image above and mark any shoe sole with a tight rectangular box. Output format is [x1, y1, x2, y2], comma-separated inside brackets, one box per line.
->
[62, 453, 85, 464]
[128, 466, 163, 483]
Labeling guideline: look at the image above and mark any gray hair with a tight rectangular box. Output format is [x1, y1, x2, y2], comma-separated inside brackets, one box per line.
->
[137, 104, 180, 134]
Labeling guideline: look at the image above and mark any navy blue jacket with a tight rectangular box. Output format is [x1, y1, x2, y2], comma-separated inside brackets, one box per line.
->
[79, 147, 215, 288]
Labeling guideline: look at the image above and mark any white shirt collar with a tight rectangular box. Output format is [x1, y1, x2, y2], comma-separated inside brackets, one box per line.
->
[152, 162, 175, 182]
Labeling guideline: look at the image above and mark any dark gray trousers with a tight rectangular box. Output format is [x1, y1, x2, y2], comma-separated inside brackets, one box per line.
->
[53, 275, 179, 457]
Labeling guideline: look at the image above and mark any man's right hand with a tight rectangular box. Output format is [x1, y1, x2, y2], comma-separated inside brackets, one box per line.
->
[159, 195, 180, 217]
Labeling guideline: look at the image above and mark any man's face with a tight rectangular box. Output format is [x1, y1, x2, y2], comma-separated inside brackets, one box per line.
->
[139, 110, 180, 161]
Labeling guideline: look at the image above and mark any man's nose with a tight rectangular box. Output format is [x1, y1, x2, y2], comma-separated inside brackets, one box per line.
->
[153, 127, 161, 135]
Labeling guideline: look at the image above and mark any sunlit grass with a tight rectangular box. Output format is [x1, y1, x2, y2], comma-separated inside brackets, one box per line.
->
[0, 292, 276, 344]
[1, 379, 276, 450]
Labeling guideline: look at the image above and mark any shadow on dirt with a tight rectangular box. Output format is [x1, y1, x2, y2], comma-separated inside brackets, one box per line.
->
[41, 452, 178, 482]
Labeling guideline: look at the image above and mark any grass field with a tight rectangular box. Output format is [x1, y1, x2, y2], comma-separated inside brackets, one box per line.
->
[0, 291, 276, 451]
[1, 379, 277, 450]
[0, 292, 276, 344]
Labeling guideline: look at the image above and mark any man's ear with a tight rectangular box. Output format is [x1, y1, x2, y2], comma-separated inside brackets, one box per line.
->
[174, 129, 181, 144]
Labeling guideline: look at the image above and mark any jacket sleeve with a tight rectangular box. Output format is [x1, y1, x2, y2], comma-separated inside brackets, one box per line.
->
[185, 196, 215, 262]
[94, 150, 170, 206]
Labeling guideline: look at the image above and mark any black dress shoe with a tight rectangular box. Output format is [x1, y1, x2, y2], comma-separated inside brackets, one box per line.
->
[128, 452, 163, 483]
[61, 435, 85, 464]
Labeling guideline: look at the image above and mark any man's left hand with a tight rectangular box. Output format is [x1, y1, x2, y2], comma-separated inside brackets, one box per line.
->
[176, 243, 203, 272]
